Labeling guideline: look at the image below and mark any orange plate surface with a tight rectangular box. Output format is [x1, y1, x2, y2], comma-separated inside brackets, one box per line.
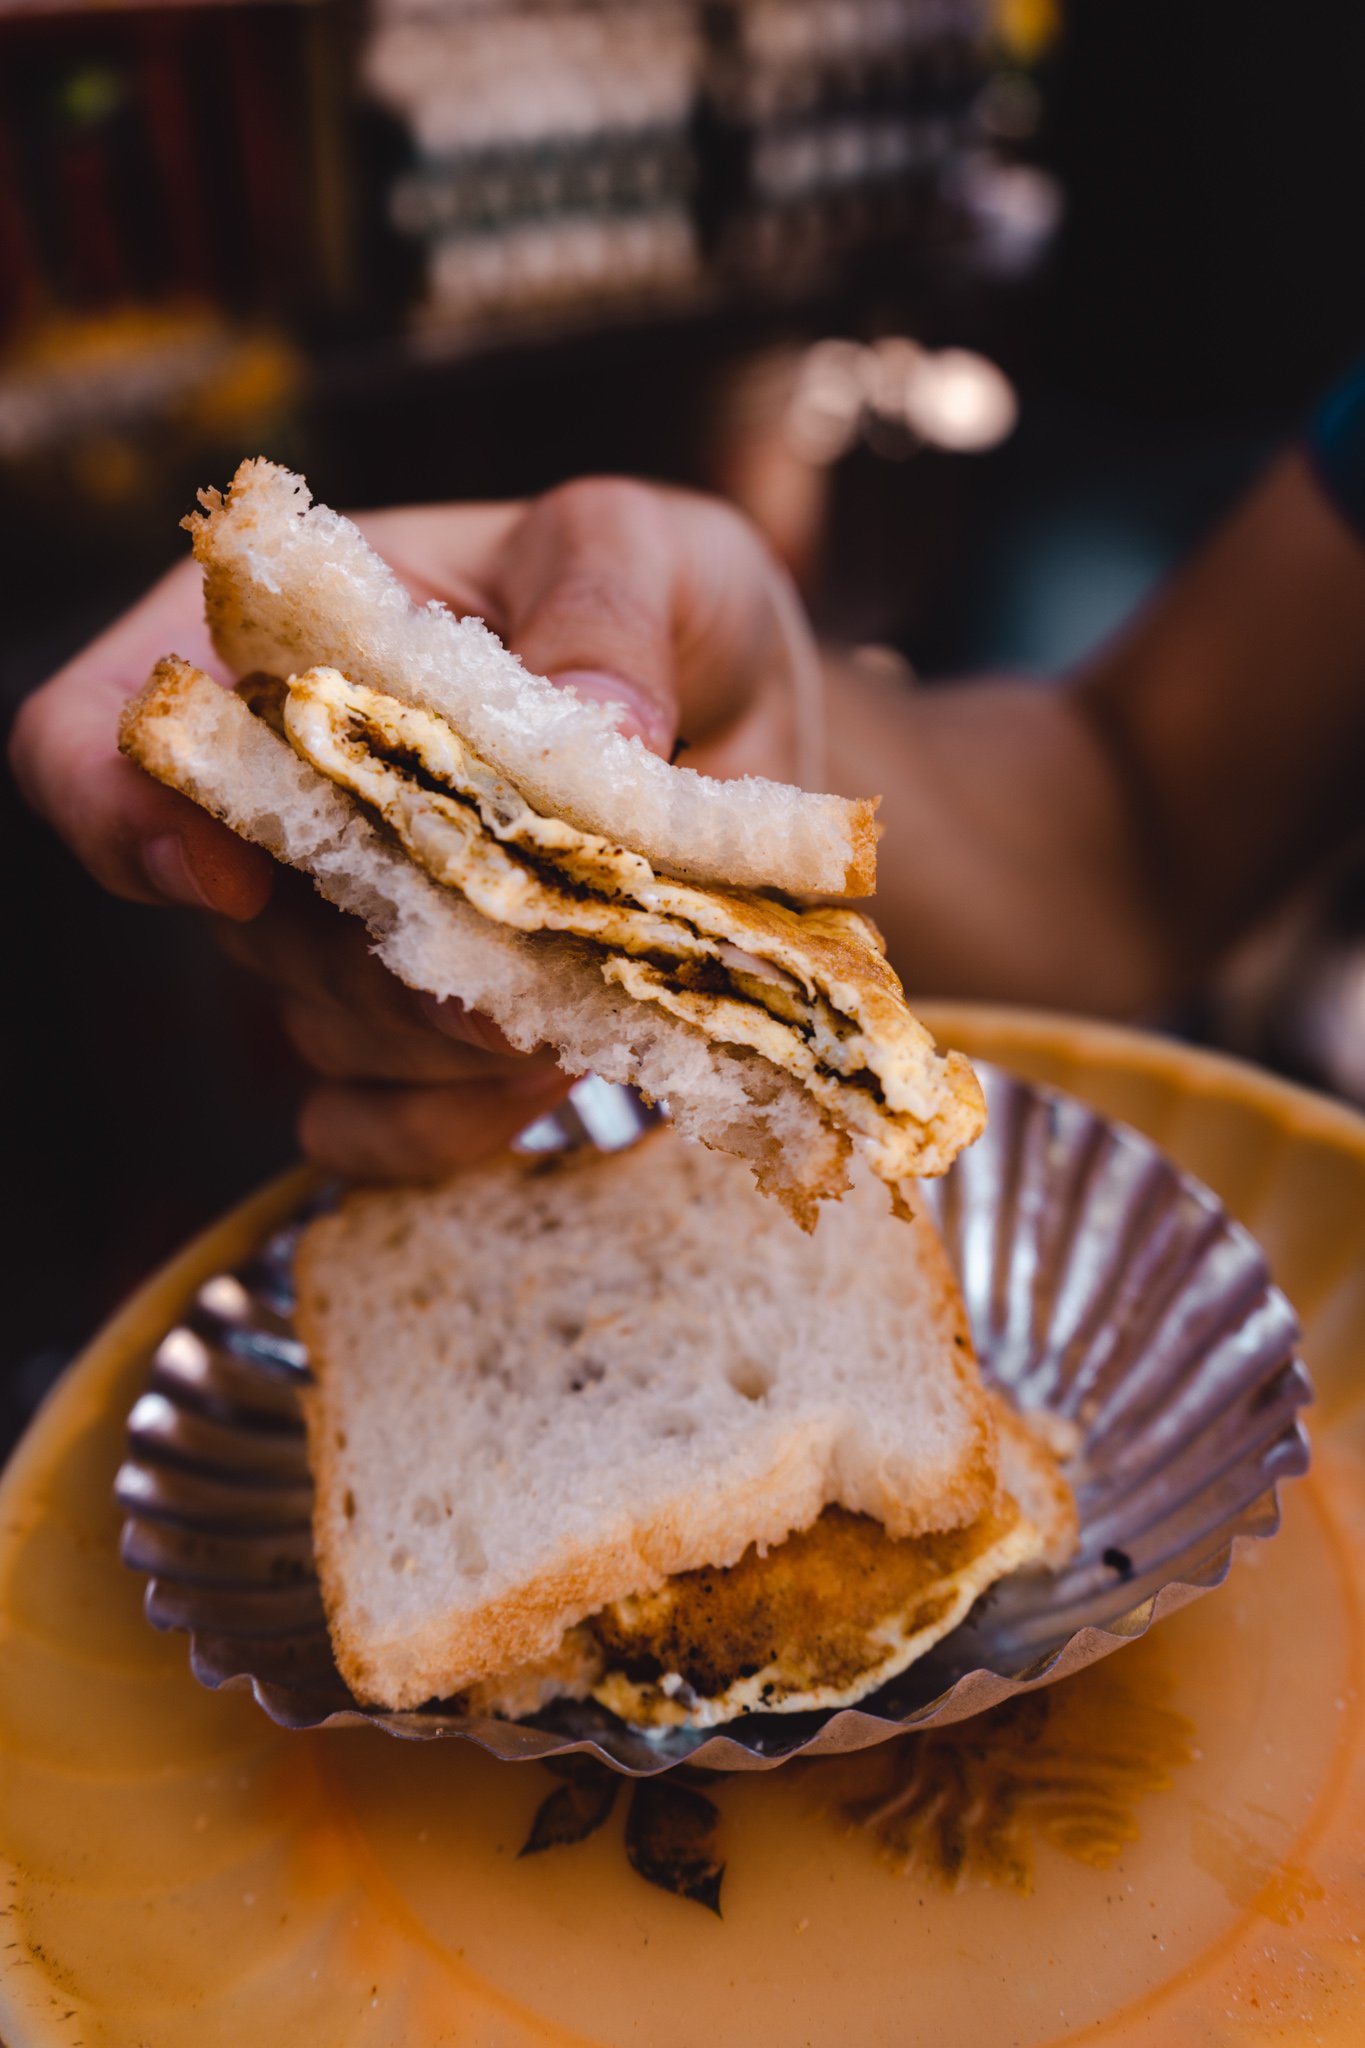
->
[2, 1006, 1364, 2047]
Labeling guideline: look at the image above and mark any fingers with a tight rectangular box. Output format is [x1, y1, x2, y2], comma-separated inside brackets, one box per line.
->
[11, 476, 803, 936]
[360, 483, 805, 780]
[221, 880, 572, 1178]
[280, 995, 502, 1085]
[352, 503, 522, 625]
[215, 884, 418, 1018]
[12, 479, 808, 1196]
[485, 478, 794, 772]
[9, 558, 272, 919]
[217, 882, 481, 1022]
[216, 883, 525, 1051]
[414, 991, 520, 1055]
[217, 881, 563, 1182]
[299, 1070, 572, 1182]
[278, 988, 559, 1087]
[489, 479, 685, 755]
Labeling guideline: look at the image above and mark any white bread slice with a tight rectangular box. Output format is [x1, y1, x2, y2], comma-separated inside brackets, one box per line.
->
[186, 458, 878, 895]
[465, 1420, 1075, 1727]
[294, 1134, 999, 1711]
[120, 657, 850, 1219]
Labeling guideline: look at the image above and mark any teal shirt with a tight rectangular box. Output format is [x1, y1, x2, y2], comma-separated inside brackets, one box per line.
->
[1307, 360, 1365, 537]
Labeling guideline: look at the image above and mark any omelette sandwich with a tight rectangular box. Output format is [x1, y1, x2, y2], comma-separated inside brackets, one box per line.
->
[119, 459, 984, 1225]
[296, 1131, 1076, 1725]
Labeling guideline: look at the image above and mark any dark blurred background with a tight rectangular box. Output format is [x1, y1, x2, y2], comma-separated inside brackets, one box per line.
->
[5, 0, 1365, 1449]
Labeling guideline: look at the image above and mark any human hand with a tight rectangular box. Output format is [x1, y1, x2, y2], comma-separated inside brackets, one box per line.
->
[10, 478, 815, 1177]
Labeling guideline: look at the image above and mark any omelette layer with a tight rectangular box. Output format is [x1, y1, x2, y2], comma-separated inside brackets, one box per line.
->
[273, 666, 984, 1183]
[585, 1502, 1041, 1728]
[465, 1498, 1047, 1730]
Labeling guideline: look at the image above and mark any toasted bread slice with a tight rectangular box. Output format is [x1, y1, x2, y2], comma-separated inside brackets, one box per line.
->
[294, 1135, 1001, 1711]
[279, 664, 983, 1184]
[187, 457, 879, 895]
[120, 657, 852, 1220]
[120, 658, 984, 1215]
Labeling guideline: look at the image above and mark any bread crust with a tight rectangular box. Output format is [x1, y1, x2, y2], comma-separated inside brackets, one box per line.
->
[185, 457, 877, 898]
[119, 658, 855, 1222]
[841, 798, 881, 895]
[119, 659, 978, 1214]
[294, 1144, 1002, 1710]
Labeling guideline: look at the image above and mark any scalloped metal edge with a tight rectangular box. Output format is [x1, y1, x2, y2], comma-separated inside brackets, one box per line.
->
[167, 1504, 1301, 1775]
[117, 1064, 1313, 1776]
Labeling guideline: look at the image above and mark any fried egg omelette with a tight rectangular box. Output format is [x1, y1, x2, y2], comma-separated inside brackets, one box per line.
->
[295, 1137, 1077, 1726]
[269, 665, 984, 1191]
[120, 459, 988, 1222]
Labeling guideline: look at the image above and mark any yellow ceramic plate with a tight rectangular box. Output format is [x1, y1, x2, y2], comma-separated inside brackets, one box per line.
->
[2, 1006, 1363, 2048]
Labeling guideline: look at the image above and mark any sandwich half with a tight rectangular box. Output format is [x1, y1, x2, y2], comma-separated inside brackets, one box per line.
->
[296, 1131, 1076, 1725]
[118, 459, 985, 1224]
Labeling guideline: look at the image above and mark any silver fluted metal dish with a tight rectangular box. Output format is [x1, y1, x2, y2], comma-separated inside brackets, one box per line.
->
[115, 1063, 1311, 1774]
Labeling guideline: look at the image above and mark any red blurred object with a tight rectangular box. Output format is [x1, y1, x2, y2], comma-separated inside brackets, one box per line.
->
[0, 0, 356, 347]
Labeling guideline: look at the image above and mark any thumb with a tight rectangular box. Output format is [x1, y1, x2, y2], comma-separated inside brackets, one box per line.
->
[9, 560, 273, 920]
[12, 675, 273, 919]
[490, 478, 681, 758]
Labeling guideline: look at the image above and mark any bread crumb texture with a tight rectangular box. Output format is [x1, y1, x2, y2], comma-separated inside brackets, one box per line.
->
[295, 1134, 999, 1709]
[188, 456, 879, 896]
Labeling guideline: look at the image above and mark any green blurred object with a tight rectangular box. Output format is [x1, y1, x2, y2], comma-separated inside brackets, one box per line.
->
[58, 61, 126, 127]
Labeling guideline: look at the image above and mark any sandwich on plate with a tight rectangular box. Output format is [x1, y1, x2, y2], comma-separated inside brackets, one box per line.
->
[119, 459, 984, 1225]
[296, 1131, 1076, 1725]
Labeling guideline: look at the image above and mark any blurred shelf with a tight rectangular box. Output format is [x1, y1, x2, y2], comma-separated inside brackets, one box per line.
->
[0, 0, 323, 17]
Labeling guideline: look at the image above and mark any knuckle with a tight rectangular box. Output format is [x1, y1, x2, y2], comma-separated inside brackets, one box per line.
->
[389, 1088, 465, 1170]
[280, 999, 351, 1079]
[540, 474, 656, 529]
[539, 565, 663, 646]
[296, 1090, 344, 1170]
[710, 495, 767, 563]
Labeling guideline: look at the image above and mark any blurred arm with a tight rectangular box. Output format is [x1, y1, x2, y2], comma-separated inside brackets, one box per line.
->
[827, 451, 1365, 1014]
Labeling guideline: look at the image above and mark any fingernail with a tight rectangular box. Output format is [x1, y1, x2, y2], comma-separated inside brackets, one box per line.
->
[416, 992, 519, 1053]
[504, 1055, 568, 1097]
[550, 669, 673, 755]
[142, 834, 216, 910]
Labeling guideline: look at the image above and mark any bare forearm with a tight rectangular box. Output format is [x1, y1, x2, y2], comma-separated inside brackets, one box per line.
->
[825, 661, 1171, 1014]
[828, 451, 1365, 1016]
[1073, 451, 1365, 960]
